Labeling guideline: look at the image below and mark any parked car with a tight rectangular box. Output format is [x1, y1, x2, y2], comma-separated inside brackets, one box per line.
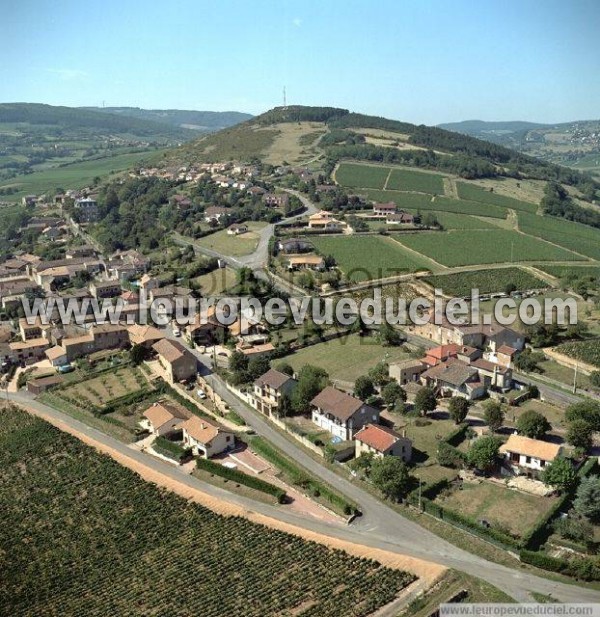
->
[197, 388, 207, 399]
[58, 364, 74, 374]
[173, 327, 181, 337]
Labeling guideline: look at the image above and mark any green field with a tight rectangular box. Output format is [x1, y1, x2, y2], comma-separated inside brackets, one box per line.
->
[335, 162, 390, 189]
[311, 234, 435, 281]
[518, 212, 600, 262]
[423, 267, 550, 296]
[456, 182, 538, 213]
[535, 264, 600, 280]
[0, 150, 162, 199]
[424, 211, 500, 230]
[194, 222, 268, 256]
[364, 189, 435, 210]
[0, 407, 414, 616]
[279, 334, 412, 382]
[396, 229, 580, 267]
[386, 169, 445, 194]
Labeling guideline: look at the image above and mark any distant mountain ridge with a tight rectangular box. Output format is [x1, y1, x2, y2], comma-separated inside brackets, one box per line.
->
[82, 107, 253, 132]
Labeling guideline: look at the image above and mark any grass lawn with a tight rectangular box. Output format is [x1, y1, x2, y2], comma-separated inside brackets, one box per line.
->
[386, 168, 445, 194]
[395, 229, 580, 267]
[457, 182, 538, 213]
[435, 481, 559, 539]
[403, 418, 458, 464]
[191, 267, 237, 295]
[195, 222, 267, 256]
[507, 399, 567, 431]
[278, 334, 412, 382]
[536, 358, 595, 391]
[310, 234, 437, 282]
[335, 162, 390, 189]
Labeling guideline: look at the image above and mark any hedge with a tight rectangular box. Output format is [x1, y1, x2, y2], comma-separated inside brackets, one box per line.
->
[154, 436, 189, 462]
[196, 458, 286, 503]
[520, 550, 600, 581]
[444, 423, 470, 447]
[250, 437, 359, 516]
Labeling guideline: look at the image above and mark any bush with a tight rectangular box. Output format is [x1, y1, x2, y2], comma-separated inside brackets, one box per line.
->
[520, 550, 600, 581]
[196, 458, 286, 503]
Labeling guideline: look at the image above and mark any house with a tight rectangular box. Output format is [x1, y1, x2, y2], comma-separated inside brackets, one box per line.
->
[372, 201, 396, 217]
[354, 424, 412, 462]
[19, 317, 43, 341]
[311, 386, 380, 441]
[139, 273, 161, 293]
[263, 193, 289, 208]
[62, 334, 95, 362]
[389, 359, 427, 385]
[185, 306, 226, 346]
[90, 280, 122, 299]
[66, 245, 96, 259]
[45, 345, 68, 367]
[227, 224, 248, 235]
[27, 375, 64, 395]
[307, 211, 345, 231]
[9, 337, 51, 364]
[499, 434, 562, 473]
[287, 255, 325, 271]
[420, 359, 486, 400]
[204, 206, 229, 224]
[140, 401, 191, 436]
[180, 416, 234, 458]
[250, 368, 297, 416]
[487, 345, 517, 368]
[278, 238, 314, 254]
[235, 342, 275, 361]
[386, 212, 414, 225]
[127, 324, 164, 349]
[152, 338, 197, 383]
[74, 197, 99, 223]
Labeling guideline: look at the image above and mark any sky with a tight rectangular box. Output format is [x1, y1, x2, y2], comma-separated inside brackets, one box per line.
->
[1, 0, 599, 125]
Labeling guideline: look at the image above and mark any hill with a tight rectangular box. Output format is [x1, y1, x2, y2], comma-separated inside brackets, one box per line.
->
[438, 118, 600, 178]
[0, 103, 248, 197]
[83, 106, 253, 132]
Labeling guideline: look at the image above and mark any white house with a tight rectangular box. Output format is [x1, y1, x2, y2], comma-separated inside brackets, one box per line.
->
[499, 434, 562, 473]
[180, 416, 234, 458]
[140, 401, 191, 437]
[354, 424, 412, 462]
[311, 386, 379, 441]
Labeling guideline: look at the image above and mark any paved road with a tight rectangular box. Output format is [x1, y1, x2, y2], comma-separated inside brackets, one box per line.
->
[11, 383, 600, 604]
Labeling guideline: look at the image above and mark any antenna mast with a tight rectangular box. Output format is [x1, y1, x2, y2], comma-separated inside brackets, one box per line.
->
[283, 86, 287, 109]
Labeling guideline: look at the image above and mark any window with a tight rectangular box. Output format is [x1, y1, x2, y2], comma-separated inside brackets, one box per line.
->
[525, 456, 531, 464]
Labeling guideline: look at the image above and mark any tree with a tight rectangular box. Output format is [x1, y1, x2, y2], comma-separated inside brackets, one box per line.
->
[248, 356, 271, 381]
[130, 343, 147, 365]
[565, 400, 600, 431]
[541, 457, 577, 492]
[291, 365, 329, 415]
[467, 436, 501, 472]
[278, 394, 293, 418]
[514, 349, 544, 373]
[275, 362, 294, 377]
[354, 375, 375, 400]
[483, 400, 505, 432]
[573, 476, 600, 522]
[381, 382, 406, 407]
[566, 419, 594, 452]
[368, 361, 390, 387]
[516, 410, 551, 439]
[370, 456, 410, 501]
[348, 452, 374, 478]
[554, 516, 594, 545]
[414, 386, 437, 416]
[378, 322, 403, 346]
[448, 397, 469, 425]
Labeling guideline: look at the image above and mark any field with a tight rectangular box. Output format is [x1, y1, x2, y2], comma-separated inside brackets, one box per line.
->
[310, 235, 436, 282]
[386, 168, 445, 194]
[0, 407, 415, 617]
[423, 211, 500, 230]
[535, 265, 600, 280]
[279, 334, 412, 383]
[423, 267, 549, 297]
[335, 162, 390, 189]
[395, 230, 580, 267]
[0, 150, 162, 199]
[554, 339, 600, 368]
[192, 266, 237, 295]
[517, 212, 600, 261]
[456, 182, 538, 213]
[434, 481, 559, 539]
[195, 222, 268, 256]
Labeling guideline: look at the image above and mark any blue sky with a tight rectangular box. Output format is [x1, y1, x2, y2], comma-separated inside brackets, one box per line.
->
[1, 0, 599, 125]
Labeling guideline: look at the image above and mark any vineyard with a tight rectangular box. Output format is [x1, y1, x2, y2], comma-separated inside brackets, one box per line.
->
[554, 339, 600, 368]
[335, 162, 390, 189]
[423, 267, 549, 297]
[0, 407, 415, 617]
[386, 169, 445, 194]
[456, 182, 538, 213]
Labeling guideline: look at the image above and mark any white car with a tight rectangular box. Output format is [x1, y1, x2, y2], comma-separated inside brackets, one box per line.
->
[197, 389, 207, 399]
[173, 327, 181, 337]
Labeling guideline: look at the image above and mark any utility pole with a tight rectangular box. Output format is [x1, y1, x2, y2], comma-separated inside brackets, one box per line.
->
[418, 475, 422, 511]
[573, 361, 578, 394]
[510, 241, 514, 263]
[283, 86, 287, 109]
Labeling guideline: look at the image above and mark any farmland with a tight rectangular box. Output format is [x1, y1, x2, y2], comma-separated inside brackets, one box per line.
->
[456, 182, 538, 213]
[554, 339, 600, 368]
[517, 212, 600, 261]
[535, 264, 600, 281]
[386, 169, 445, 194]
[335, 162, 390, 189]
[279, 333, 413, 382]
[423, 267, 549, 297]
[395, 229, 580, 267]
[310, 235, 436, 281]
[421, 211, 501, 230]
[0, 407, 415, 617]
